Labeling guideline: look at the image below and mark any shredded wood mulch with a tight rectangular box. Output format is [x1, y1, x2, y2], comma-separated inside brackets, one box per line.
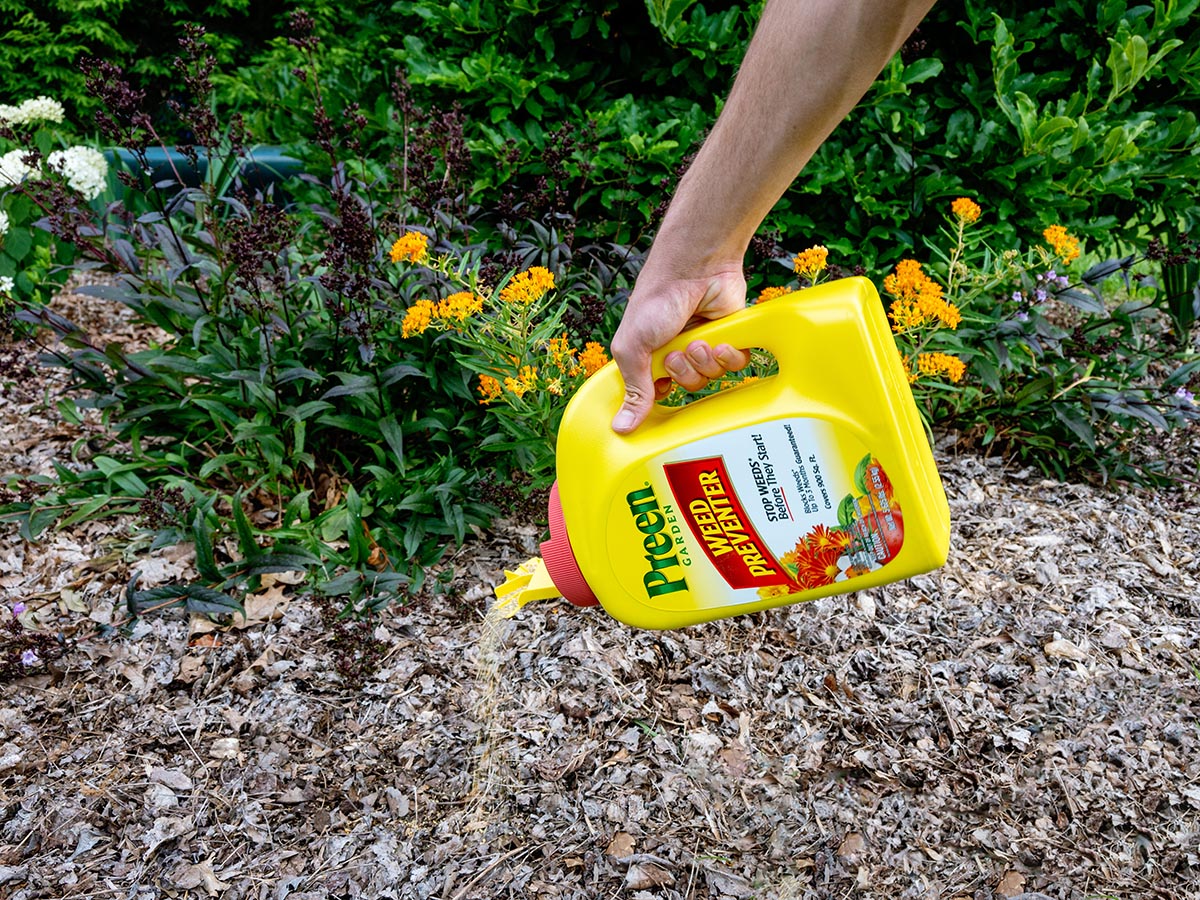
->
[0, 287, 1198, 900]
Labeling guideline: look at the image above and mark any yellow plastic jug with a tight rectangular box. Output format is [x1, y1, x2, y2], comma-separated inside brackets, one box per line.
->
[499, 276, 950, 629]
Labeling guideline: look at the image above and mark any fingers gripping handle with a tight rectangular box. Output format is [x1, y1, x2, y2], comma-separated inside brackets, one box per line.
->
[646, 278, 876, 382]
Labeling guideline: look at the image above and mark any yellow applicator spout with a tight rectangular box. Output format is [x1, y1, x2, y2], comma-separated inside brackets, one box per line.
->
[492, 557, 563, 618]
[491, 483, 601, 619]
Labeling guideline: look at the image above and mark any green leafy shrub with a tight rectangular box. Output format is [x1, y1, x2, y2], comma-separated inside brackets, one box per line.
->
[0, 0, 289, 122]
[209, 0, 765, 245]
[18, 0, 1191, 279]
[212, 2, 1200, 274]
[390, 240, 617, 487]
[871, 197, 1199, 482]
[1, 23, 637, 601]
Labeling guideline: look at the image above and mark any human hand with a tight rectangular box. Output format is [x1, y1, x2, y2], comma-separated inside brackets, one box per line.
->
[609, 261, 752, 434]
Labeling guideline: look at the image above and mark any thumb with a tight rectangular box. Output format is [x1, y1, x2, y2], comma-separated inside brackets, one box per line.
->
[611, 348, 655, 435]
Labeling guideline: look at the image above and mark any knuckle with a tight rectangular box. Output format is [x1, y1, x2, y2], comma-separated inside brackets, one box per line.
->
[622, 386, 652, 409]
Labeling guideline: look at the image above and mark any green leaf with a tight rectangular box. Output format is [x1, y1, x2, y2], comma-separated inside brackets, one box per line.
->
[380, 363, 425, 386]
[1053, 404, 1096, 450]
[1069, 116, 1091, 153]
[56, 398, 83, 426]
[276, 367, 323, 385]
[837, 494, 857, 529]
[127, 584, 189, 614]
[902, 57, 943, 85]
[198, 454, 249, 479]
[1012, 375, 1055, 409]
[282, 400, 335, 421]
[3, 228, 33, 262]
[57, 495, 112, 529]
[311, 413, 382, 436]
[192, 506, 222, 583]
[1057, 288, 1108, 314]
[1163, 359, 1200, 388]
[19, 505, 61, 541]
[232, 492, 257, 559]
[282, 490, 313, 528]
[183, 584, 245, 620]
[239, 551, 320, 576]
[972, 356, 1002, 394]
[379, 413, 405, 470]
[321, 373, 377, 399]
[852, 454, 871, 494]
[1031, 115, 1076, 151]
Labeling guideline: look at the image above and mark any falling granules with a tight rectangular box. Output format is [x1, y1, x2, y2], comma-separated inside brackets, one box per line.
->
[462, 598, 514, 830]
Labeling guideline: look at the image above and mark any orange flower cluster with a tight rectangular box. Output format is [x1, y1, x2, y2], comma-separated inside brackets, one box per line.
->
[541, 334, 609, 379]
[401, 299, 437, 338]
[401, 290, 485, 337]
[436, 291, 485, 324]
[915, 351, 966, 383]
[389, 231, 429, 264]
[475, 338, 609, 405]
[579, 341, 609, 378]
[757, 286, 793, 303]
[792, 245, 829, 280]
[719, 375, 760, 390]
[499, 266, 555, 305]
[504, 365, 539, 398]
[546, 334, 578, 371]
[884, 260, 961, 332]
[950, 197, 981, 225]
[477, 375, 503, 404]
[1042, 225, 1080, 264]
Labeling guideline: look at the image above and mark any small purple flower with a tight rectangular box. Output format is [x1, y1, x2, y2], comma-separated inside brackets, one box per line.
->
[1011, 291, 1023, 303]
[21, 649, 40, 666]
[1045, 269, 1056, 281]
[1035, 289, 1048, 303]
[1056, 275, 1070, 289]
[1175, 386, 1196, 405]
[11, 601, 25, 616]
[1016, 311, 1030, 322]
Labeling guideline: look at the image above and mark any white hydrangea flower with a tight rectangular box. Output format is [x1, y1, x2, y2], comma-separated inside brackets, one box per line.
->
[0, 210, 8, 237]
[0, 149, 38, 187]
[0, 96, 65, 125]
[0, 275, 13, 295]
[48, 145, 109, 201]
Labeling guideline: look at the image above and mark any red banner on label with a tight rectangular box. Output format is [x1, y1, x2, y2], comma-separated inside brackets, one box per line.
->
[664, 457, 794, 590]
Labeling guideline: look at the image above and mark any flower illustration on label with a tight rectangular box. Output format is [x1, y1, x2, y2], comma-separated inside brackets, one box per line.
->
[759, 454, 904, 599]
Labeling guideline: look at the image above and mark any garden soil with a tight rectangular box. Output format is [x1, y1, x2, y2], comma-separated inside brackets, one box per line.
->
[1, 286, 1198, 900]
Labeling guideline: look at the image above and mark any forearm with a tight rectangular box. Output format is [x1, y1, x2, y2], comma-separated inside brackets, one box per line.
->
[652, 0, 937, 271]
[610, 0, 936, 432]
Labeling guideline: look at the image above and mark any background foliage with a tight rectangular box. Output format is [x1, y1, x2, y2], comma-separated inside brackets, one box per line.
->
[0, 2, 1197, 607]
[5, 1, 1198, 265]
[0, 0, 286, 122]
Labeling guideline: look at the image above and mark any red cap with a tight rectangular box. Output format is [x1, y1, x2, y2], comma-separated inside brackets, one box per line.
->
[541, 481, 599, 607]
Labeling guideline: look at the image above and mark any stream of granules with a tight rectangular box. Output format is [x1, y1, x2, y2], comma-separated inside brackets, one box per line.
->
[464, 599, 512, 828]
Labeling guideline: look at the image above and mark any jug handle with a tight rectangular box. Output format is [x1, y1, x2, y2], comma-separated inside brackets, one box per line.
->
[645, 276, 877, 383]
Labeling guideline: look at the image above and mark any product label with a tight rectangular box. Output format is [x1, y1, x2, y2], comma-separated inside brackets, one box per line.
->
[663, 457, 792, 590]
[614, 418, 905, 608]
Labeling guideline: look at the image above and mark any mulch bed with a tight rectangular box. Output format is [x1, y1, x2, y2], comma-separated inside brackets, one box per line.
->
[1, 286, 1198, 900]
